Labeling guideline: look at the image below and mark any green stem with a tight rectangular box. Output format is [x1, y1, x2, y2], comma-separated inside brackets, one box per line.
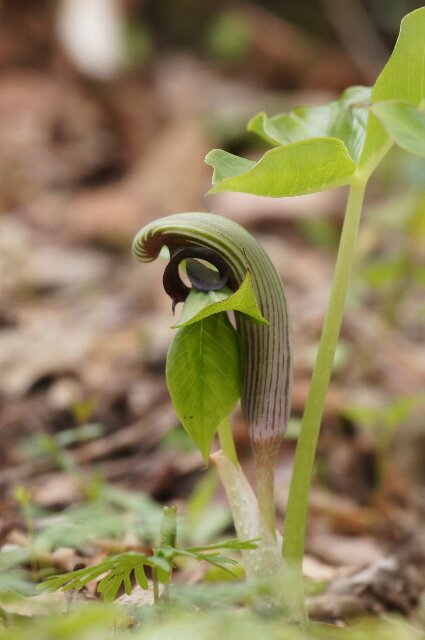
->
[152, 568, 159, 603]
[255, 449, 276, 537]
[160, 506, 177, 547]
[282, 180, 367, 616]
[218, 416, 238, 466]
[218, 416, 277, 539]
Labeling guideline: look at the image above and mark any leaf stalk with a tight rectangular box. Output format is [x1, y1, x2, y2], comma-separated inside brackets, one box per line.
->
[218, 417, 238, 466]
[282, 180, 366, 618]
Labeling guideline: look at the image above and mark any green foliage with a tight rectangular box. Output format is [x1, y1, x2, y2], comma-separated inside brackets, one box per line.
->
[176, 288, 230, 326]
[0, 548, 34, 598]
[359, 7, 425, 174]
[127, 6, 425, 626]
[206, 139, 356, 197]
[185, 538, 258, 553]
[14, 486, 33, 529]
[248, 86, 371, 162]
[32, 487, 163, 553]
[0, 600, 422, 640]
[167, 258, 275, 462]
[182, 468, 231, 545]
[174, 271, 268, 327]
[75, 555, 152, 601]
[205, 7, 425, 619]
[159, 424, 197, 453]
[362, 255, 409, 289]
[205, 12, 251, 62]
[38, 500, 254, 604]
[343, 395, 424, 452]
[41, 538, 256, 602]
[206, 152, 256, 184]
[42, 552, 160, 602]
[354, 190, 425, 326]
[166, 312, 242, 462]
[205, 8, 425, 195]
[370, 101, 425, 157]
[0, 604, 127, 640]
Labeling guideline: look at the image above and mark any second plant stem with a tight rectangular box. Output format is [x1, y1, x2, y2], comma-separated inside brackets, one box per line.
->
[282, 180, 367, 618]
[218, 416, 238, 466]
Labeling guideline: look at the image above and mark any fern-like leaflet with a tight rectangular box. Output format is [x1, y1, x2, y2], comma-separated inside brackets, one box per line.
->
[41, 539, 258, 602]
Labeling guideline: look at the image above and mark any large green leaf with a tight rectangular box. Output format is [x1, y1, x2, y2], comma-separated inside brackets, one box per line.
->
[174, 271, 268, 328]
[370, 101, 425, 157]
[359, 7, 425, 174]
[205, 138, 355, 197]
[248, 86, 371, 163]
[166, 313, 242, 462]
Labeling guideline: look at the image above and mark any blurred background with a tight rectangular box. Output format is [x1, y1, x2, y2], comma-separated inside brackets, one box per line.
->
[1, 0, 425, 616]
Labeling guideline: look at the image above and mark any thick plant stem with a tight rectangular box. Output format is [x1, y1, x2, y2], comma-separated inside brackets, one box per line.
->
[211, 451, 285, 582]
[218, 416, 238, 466]
[282, 180, 366, 619]
[255, 449, 277, 537]
[219, 417, 277, 535]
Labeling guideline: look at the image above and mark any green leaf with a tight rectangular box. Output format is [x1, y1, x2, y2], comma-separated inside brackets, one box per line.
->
[248, 86, 371, 162]
[151, 554, 173, 574]
[134, 563, 148, 590]
[370, 101, 425, 157]
[41, 564, 111, 593]
[174, 271, 268, 328]
[151, 553, 174, 585]
[166, 313, 242, 462]
[207, 150, 256, 185]
[185, 538, 259, 552]
[177, 288, 232, 326]
[97, 571, 125, 602]
[41, 553, 155, 602]
[206, 138, 355, 197]
[172, 548, 238, 576]
[359, 7, 425, 173]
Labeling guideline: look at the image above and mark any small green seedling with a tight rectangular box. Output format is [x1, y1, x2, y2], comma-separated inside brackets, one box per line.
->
[42, 505, 256, 603]
[132, 7, 425, 622]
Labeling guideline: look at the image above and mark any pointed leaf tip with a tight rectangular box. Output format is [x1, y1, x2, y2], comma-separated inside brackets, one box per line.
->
[174, 271, 268, 328]
[205, 149, 256, 185]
